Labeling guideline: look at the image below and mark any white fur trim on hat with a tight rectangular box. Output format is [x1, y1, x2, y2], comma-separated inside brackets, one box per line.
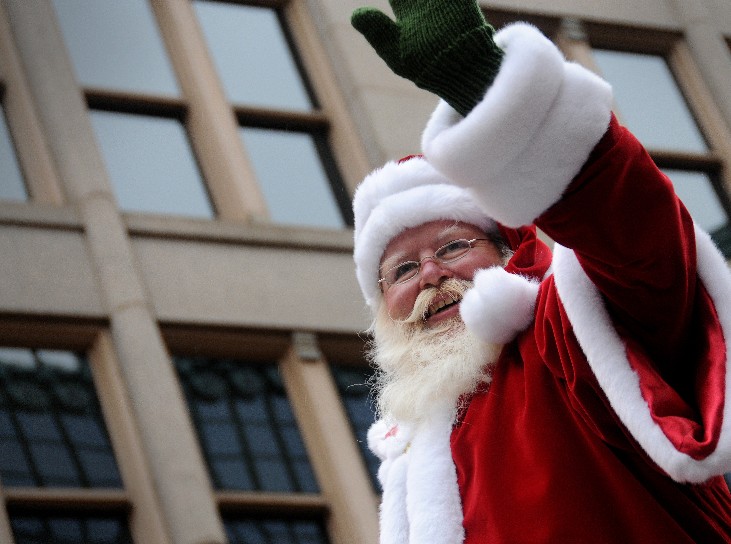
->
[422, 23, 613, 227]
[353, 156, 496, 312]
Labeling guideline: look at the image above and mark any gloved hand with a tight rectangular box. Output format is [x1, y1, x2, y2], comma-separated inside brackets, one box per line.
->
[351, 0, 503, 117]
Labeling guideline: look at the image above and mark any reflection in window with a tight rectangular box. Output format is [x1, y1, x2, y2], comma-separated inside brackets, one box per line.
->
[0, 348, 122, 488]
[0, 103, 28, 201]
[664, 169, 731, 255]
[224, 517, 329, 544]
[11, 514, 132, 544]
[331, 365, 379, 489]
[175, 357, 318, 493]
[240, 128, 346, 229]
[51, 0, 179, 95]
[90, 110, 214, 218]
[194, 1, 313, 111]
[593, 50, 708, 152]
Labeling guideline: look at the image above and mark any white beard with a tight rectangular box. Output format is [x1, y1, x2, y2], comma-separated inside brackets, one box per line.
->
[368, 279, 503, 425]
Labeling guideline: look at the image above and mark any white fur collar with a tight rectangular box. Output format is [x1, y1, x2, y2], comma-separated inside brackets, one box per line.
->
[369, 404, 464, 544]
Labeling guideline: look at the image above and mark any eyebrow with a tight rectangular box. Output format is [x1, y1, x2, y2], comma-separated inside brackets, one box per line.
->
[437, 223, 464, 241]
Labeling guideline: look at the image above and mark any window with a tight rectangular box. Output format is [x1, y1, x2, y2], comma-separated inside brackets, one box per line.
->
[175, 356, 317, 492]
[10, 515, 132, 544]
[174, 355, 329, 543]
[592, 50, 707, 152]
[193, 2, 311, 111]
[591, 48, 731, 254]
[90, 110, 214, 218]
[51, 0, 213, 219]
[193, 0, 352, 229]
[330, 364, 379, 489]
[50, 0, 178, 95]
[0, 98, 28, 202]
[239, 127, 346, 229]
[223, 517, 329, 544]
[51, 0, 352, 228]
[0, 347, 130, 543]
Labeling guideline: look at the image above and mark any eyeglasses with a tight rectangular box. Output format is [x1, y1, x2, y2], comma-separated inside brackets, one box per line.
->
[378, 238, 492, 286]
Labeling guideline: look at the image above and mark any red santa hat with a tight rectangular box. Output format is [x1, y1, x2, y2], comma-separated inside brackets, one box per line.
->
[352, 154, 499, 313]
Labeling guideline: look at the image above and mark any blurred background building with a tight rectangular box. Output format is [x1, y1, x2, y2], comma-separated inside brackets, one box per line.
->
[0, 0, 729, 543]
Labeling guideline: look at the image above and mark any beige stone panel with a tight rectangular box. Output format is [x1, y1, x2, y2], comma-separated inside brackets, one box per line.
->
[710, 0, 731, 32]
[132, 237, 371, 332]
[0, 224, 104, 316]
[667, 0, 731, 135]
[315, 0, 390, 28]
[360, 89, 438, 161]
[327, 24, 412, 94]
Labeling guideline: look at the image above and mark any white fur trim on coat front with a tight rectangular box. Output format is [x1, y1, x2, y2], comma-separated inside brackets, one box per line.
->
[369, 407, 464, 544]
[552, 225, 731, 483]
[422, 23, 613, 228]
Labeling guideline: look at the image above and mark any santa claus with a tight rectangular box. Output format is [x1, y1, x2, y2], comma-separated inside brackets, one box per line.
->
[350, 1, 731, 542]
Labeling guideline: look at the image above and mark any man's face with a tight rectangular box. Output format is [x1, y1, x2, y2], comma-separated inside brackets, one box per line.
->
[379, 220, 504, 327]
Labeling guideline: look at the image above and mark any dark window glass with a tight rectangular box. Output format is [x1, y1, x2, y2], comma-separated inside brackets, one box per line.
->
[0, 102, 28, 201]
[175, 357, 318, 492]
[0, 348, 122, 488]
[194, 1, 313, 110]
[90, 110, 214, 218]
[330, 365, 379, 489]
[10, 514, 132, 544]
[51, 0, 179, 95]
[224, 517, 329, 544]
[239, 128, 347, 229]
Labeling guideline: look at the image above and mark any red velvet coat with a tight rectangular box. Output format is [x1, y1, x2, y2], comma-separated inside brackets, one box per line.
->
[452, 117, 731, 543]
[367, 22, 731, 544]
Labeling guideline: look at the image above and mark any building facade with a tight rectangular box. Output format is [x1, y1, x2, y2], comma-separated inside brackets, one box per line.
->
[0, 0, 729, 543]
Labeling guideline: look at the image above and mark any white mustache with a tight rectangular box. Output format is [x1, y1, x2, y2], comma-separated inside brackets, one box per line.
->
[398, 278, 473, 324]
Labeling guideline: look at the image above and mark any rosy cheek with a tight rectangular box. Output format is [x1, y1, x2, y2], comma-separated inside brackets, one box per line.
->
[386, 290, 414, 320]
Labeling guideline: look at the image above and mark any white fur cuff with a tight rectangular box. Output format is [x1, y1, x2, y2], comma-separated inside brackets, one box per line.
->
[422, 23, 613, 227]
[460, 266, 540, 344]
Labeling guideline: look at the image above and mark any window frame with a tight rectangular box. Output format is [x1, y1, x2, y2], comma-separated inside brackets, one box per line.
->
[0, 325, 132, 540]
[0, 321, 171, 544]
[0, 3, 64, 206]
[579, 22, 731, 249]
[163, 326, 378, 544]
[51, 0, 359, 228]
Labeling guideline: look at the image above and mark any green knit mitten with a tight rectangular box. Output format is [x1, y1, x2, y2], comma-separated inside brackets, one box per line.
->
[351, 0, 503, 117]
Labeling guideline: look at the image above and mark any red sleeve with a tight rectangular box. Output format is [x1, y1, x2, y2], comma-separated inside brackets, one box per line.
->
[537, 115, 697, 371]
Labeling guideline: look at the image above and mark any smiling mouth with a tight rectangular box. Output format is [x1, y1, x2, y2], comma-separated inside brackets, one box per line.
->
[427, 294, 462, 318]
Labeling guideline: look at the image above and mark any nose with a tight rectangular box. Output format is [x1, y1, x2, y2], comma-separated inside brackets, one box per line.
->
[418, 257, 454, 289]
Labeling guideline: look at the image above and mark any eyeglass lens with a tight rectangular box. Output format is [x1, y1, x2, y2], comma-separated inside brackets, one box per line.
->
[382, 239, 474, 285]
